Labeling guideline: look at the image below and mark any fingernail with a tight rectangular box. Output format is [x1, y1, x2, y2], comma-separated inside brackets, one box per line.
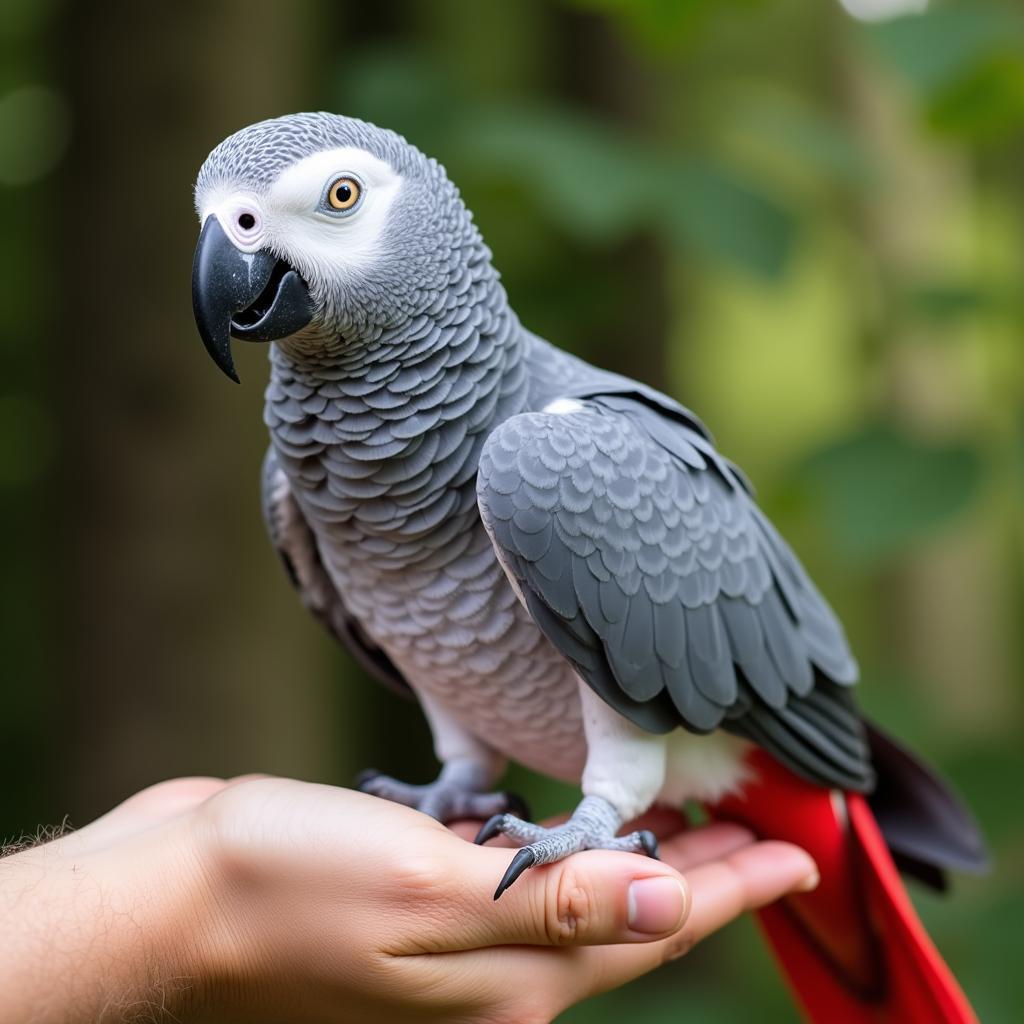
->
[627, 876, 687, 934]
[795, 869, 820, 893]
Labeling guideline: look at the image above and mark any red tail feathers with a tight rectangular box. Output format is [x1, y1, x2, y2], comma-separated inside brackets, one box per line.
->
[709, 750, 978, 1024]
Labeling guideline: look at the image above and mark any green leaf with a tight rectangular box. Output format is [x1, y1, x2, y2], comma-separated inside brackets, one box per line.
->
[660, 158, 798, 279]
[927, 52, 1024, 141]
[565, 0, 762, 52]
[719, 88, 876, 190]
[905, 281, 1017, 322]
[459, 106, 652, 241]
[333, 48, 462, 144]
[465, 112, 799, 274]
[867, 6, 1024, 97]
[799, 423, 984, 563]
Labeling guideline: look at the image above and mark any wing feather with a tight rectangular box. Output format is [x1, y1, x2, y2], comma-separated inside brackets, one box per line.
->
[478, 388, 871, 791]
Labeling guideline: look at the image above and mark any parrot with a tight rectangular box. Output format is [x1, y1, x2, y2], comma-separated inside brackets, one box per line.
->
[190, 112, 987, 1023]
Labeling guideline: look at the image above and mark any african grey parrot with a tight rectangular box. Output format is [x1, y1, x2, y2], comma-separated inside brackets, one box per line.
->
[190, 113, 985, 1023]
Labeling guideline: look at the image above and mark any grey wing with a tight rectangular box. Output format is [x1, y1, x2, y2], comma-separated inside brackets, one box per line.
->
[261, 448, 413, 699]
[477, 389, 873, 792]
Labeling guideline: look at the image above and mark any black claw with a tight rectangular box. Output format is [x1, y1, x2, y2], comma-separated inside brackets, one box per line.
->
[502, 791, 532, 821]
[638, 830, 660, 859]
[475, 814, 506, 846]
[354, 769, 380, 791]
[494, 848, 537, 900]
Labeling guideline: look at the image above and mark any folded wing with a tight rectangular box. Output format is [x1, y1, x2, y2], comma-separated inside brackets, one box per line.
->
[477, 386, 872, 790]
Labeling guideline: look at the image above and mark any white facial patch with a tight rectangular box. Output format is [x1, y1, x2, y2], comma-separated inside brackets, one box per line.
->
[542, 398, 586, 415]
[196, 146, 403, 285]
[264, 147, 403, 286]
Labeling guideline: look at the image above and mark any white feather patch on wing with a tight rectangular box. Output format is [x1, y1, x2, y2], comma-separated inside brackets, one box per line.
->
[542, 397, 586, 416]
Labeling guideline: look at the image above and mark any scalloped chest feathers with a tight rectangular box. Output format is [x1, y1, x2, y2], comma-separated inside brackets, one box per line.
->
[264, 315, 594, 781]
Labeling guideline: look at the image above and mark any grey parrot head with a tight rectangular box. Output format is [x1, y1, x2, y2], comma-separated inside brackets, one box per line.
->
[192, 112, 477, 381]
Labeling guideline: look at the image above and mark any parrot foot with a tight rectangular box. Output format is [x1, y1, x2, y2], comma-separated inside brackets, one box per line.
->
[355, 766, 530, 825]
[474, 794, 659, 899]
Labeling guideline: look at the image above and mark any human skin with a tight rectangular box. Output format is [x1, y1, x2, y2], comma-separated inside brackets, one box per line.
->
[0, 776, 817, 1024]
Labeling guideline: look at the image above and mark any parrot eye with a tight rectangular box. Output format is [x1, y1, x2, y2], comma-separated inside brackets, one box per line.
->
[326, 175, 362, 212]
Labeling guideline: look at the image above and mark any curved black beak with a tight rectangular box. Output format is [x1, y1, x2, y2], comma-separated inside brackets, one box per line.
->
[191, 215, 314, 382]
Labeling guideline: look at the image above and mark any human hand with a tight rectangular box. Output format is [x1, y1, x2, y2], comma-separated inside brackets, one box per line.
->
[0, 777, 818, 1024]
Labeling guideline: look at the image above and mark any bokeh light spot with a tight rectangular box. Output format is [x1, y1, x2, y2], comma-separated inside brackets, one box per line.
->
[0, 85, 70, 186]
[839, 0, 928, 23]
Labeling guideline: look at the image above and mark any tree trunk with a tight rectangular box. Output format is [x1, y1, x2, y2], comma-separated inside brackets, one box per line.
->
[54, 0, 342, 823]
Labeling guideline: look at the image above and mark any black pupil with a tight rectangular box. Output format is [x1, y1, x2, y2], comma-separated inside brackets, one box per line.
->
[238, 213, 255, 230]
[335, 184, 351, 204]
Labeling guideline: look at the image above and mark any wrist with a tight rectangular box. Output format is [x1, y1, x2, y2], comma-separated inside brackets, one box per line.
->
[173, 793, 277, 1023]
[0, 818, 213, 1023]
[99, 815, 218, 1020]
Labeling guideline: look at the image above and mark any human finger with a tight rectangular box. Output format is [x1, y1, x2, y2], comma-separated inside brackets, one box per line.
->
[657, 821, 757, 871]
[393, 845, 690, 954]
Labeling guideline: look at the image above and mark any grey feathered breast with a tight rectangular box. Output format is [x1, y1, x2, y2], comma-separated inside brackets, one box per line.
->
[261, 447, 413, 698]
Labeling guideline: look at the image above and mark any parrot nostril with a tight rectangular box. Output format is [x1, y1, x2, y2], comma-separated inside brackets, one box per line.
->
[238, 212, 256, 231]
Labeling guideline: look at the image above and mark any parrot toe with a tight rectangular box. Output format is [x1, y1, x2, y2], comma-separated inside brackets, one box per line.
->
[355, 769, 530, 824]
[476, 795, 660, 898]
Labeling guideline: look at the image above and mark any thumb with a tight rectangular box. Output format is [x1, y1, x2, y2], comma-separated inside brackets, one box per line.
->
[432, 846, 691, 952]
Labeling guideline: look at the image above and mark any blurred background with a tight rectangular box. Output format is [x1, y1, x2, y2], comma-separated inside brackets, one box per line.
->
[1, 0, 1022, 1019]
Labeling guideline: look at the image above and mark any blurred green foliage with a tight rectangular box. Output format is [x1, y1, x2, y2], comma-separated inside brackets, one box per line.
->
[800, 422, 984, 562]
[1, 0, 1022, 1021]
[867, 5, 1024, 138]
